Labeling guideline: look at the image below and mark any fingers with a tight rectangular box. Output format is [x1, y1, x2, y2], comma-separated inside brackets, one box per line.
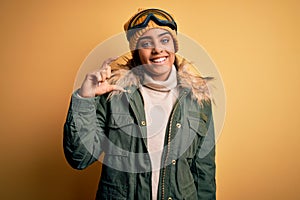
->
[106, 65, 111, 78]
[98, 65, 112, 82]
[99, 57, 118, 82]
[102, 56, 118, 66]
[99, 68, 107, 82]
[101, 56, 118, 71]
[81, 57, 120, 97]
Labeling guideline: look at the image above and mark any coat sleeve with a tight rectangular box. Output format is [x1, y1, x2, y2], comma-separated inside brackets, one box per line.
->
[63, 91, 107, 170]
[191, 101, 216, 200]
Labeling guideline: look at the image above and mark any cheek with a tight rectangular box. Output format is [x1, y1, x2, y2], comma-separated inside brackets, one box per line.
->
[166, 45, 175, 53]
[169, 53, 175, 64]
[138, 49, 151, 64]
[167, 38, 176, 53]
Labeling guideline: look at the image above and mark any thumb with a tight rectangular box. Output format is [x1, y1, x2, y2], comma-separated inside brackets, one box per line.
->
[95, 84, 127, 94]
[109, 85, 127, 92]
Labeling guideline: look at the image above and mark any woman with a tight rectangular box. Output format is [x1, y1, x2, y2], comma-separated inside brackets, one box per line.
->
[64, 8, 216, 200]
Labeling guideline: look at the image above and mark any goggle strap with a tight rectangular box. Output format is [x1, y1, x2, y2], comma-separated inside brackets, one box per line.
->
[126, 13, 177, 41]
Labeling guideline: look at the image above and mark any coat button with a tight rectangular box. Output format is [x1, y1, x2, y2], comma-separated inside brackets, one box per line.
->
[176, 123, 181, 128]
[168, 197, 172, 200]
[141, 120, 146, 126]
[172, 160, 176, 165]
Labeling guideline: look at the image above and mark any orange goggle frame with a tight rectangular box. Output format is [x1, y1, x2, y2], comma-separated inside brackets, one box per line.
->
[126, 9, 177, 41]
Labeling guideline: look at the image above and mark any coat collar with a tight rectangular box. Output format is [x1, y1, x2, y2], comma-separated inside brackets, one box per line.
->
[107, 53, 212, 105]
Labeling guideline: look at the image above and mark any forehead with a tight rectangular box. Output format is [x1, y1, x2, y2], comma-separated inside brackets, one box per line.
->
[140, 28, 171, 38]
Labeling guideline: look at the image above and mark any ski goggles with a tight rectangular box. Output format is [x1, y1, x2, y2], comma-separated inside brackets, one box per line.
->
[126, 9, 177, 40]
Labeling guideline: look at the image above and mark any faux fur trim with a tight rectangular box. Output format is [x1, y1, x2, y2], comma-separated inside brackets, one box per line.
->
[107, 53, 213, 105]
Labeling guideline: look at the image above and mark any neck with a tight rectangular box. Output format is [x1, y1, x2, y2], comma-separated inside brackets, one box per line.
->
[142, 65, 177, 92]
[148, 72, 170, 81]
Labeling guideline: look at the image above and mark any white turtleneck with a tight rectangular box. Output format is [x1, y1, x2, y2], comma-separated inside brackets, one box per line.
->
[139, 65, 178, 200]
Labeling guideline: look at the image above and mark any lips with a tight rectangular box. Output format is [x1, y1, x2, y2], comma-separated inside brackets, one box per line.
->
[150, 56, 168, 64]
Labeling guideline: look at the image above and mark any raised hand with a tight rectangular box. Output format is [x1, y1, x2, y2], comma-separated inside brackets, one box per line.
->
[78, 57, 125, 98]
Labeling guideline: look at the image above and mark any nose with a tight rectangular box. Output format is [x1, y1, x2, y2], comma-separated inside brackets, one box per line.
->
[151, 42, 163, 54]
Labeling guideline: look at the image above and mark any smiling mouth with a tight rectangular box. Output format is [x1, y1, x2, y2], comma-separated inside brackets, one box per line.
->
[150, 56, 167, 63]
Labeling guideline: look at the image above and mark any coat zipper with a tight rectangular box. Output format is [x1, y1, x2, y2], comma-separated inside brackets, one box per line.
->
[161, 92, 186, 200]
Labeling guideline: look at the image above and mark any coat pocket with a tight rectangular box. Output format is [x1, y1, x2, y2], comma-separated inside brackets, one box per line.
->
[184, 116, 208, 159]
[105, 114, 135, 157]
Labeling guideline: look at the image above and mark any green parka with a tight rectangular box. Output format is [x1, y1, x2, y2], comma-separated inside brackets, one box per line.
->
[63, 55, 216, 200]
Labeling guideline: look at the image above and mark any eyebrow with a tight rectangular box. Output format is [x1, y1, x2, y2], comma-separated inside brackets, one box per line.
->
[138, 31, 171, 41]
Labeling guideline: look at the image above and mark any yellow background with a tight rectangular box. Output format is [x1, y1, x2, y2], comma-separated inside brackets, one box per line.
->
[0, 0, 299, 199]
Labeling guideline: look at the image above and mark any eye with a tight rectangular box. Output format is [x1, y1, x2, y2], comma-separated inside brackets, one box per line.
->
[161, 37, 170, 44]
[140, 41, 153, 48]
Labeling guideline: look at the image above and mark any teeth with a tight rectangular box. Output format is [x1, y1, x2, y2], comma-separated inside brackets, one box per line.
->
[152, 57, 166, 63]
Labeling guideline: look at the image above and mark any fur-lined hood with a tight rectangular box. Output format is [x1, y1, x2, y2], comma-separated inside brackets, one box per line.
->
[107, 53, 212, 104]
